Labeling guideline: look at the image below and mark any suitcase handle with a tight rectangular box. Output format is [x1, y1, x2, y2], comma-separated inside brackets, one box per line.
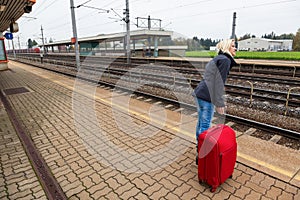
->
[209, 124, 223, 132]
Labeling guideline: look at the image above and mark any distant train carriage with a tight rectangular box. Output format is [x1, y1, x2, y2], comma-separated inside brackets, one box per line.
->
[33, 47, 40, 53]
[6, 47, 40, 54]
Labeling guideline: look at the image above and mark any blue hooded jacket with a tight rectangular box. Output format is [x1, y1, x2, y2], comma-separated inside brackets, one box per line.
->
[193, 52, 237, 107]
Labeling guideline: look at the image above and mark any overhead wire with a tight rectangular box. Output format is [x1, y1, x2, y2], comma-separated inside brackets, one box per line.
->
[32, 0, 58, 17]
[102, 0, 122, 9]
[41, 2, 117, 39]
[19, 0, 69, 30]
[37, 0, 150, 35]
[136, 0, 214, 15]
[166, 0, 297, 21]
[127, 0, 297, 30]
[62, 0, 300, 37]
[19, 0, 299, 42]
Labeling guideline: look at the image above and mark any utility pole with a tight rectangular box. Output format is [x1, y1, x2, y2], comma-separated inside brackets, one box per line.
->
[41, 25, 45, 54]
[148, 15, 151, 30]
[231, 12, 237, 48]
[70, 0, 80, 69]
[17, 35, 21, 49]
[125, 0, 130, 64]
[136, 16, 162, 30]
[136, 16, 162, 57]
[12, 39, 16, 58]
[230, 12, 236, 39]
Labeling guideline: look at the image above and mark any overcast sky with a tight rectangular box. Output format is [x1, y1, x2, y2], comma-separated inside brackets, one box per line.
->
[12, 0, 300, 48]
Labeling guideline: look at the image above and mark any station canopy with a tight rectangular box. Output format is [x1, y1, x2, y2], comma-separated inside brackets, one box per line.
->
[43, 29, 173, 47]
[0, 0, 36, 32]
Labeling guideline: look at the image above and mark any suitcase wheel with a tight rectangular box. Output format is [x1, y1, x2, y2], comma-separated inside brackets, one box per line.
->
[210, 187, 217, 193]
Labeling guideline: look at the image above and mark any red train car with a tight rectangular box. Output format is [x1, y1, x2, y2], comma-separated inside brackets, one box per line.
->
[6, 47, 40, 54]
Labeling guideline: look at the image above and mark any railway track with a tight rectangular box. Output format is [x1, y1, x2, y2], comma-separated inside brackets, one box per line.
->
[11, 55, 300, 107]
[12, 53, 300, 77]
[8, 55, 300, 143]
[51, 58, 300, 108]
[14, 53, 300, 87]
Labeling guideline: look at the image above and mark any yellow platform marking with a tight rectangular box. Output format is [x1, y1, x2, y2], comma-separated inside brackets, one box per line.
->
[237, 152, 294, 178]
[294, 174, 300, 181]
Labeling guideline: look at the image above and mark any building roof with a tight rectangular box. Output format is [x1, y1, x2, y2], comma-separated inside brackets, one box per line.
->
[44, 29, 173, 47]
[239, 37, 293, 43]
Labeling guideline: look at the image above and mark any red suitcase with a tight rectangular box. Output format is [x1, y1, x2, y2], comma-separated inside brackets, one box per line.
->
[197, 124, 237, 192]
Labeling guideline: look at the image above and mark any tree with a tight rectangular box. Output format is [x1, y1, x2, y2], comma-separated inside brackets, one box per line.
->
[190, 37, 200, 51]
[172, 37, 187, 45]
[160, 37, 174, 46]
[293, 28, 300, 51]
[239, 33, 251, 40]
[186, 37, 220, 50]
[27, 39, 33, 48]
[32, 40, 38, 46]
[27, 39, 38, 48]
[262, 32, 276, 39]
[276, 33, 294, 40]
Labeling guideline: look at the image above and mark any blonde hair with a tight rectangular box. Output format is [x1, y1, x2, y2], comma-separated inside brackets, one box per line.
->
[216, 39, 235, 57]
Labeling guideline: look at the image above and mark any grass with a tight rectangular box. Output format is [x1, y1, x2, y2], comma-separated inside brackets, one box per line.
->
[185, 51, 300, 61]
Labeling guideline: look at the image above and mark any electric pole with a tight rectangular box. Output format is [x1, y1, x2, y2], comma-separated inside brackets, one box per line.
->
[17, 35, 21, 49]
[70, 0, 80, 69]
[12, 39, 16, 58]
[41, 25, 45, 54]
[125, 0, 131, 64]
[231, 12, 237, 48]
[231, 12, 237, 39]
[231, 12, 236, 39]
[136, 16, 162, 58]
[148, 15, 151, 30]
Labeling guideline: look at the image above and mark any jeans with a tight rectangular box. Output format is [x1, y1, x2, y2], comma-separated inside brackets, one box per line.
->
[195, 97, 215, 142]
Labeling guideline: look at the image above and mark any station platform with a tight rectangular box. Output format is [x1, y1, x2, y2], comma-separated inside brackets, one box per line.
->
[0, 61, 300, 199]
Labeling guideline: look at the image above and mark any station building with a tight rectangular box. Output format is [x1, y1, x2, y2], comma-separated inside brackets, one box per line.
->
[238, 38, 293, 51]
[43, 29, 188, 57]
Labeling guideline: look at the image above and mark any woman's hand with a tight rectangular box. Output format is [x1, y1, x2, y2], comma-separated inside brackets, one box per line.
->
[216, 107, 225, 115]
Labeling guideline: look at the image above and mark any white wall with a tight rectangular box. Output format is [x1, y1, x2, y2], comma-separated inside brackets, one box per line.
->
[238, 38, 293, 51]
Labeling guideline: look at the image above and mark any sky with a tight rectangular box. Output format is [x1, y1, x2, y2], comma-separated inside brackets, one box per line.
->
[9, 0, 300, 49]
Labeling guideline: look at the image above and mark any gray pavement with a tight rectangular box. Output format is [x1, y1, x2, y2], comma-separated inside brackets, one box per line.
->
[0, 61, 299, 199]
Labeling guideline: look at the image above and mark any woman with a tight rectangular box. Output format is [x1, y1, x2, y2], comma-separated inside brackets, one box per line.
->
[193, 39, 237, 163]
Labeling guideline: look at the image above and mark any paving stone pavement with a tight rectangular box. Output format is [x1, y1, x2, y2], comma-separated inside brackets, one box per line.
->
[0, 89, 47, 200]
[0, 62, 299, 199]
